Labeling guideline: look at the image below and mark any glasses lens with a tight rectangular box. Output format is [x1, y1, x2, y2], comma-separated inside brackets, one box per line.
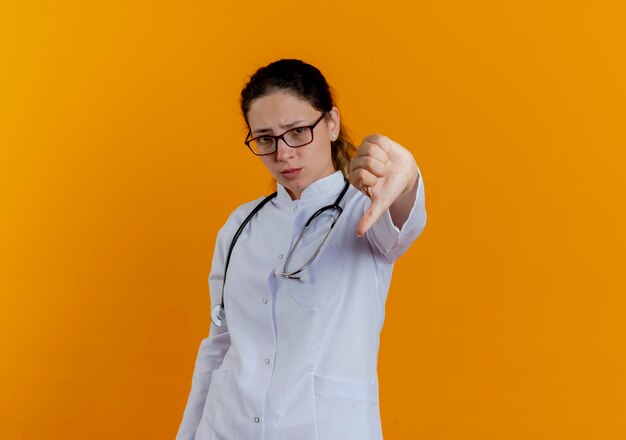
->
[248, 137, 276, 155]
[284, 127, 313, 147]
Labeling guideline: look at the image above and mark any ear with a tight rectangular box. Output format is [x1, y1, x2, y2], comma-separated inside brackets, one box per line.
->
[328, 106, 341, 138]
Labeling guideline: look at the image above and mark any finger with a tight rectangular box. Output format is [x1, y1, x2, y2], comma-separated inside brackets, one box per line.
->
[355, 141, 390, 164]
[349, 156, 387, 178]
[348, 168, 377, 192]
[378, 135, 394, 154]
[362, 134, 392, 154]
[356, 196, 392, 237]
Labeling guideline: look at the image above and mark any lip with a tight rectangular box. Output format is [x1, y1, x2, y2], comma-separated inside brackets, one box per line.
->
[280, 168, 302, 179]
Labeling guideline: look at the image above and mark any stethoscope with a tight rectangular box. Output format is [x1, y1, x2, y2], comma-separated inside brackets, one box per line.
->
[211, 179, 350, 327]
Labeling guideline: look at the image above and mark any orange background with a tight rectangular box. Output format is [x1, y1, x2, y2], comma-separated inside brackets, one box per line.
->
[1, 1, 625, 439]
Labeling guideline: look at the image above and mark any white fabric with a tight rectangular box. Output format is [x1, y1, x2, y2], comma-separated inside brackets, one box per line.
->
[177, 167, 426, 440]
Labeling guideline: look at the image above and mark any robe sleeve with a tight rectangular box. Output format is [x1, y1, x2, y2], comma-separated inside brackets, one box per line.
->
[176, 223, 231, 440]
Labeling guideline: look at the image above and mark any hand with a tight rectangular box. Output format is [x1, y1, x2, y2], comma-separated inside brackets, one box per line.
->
[348, 134, 418, 237]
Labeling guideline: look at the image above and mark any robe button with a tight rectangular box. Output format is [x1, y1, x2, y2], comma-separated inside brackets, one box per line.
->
[264, 358, 270, 365]
[254, 417, 260, 423]
[277, 254, 283, 260]
[262, 297, 268, 304]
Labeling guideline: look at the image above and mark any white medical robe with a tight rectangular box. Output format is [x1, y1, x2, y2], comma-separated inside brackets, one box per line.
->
[177, 168, 426, 440]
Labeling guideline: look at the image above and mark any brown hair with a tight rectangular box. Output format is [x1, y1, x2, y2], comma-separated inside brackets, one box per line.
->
[240, 59, 356, 176]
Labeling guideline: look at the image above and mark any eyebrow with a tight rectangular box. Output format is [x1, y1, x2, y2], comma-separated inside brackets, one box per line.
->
[251, 120, 307, 135]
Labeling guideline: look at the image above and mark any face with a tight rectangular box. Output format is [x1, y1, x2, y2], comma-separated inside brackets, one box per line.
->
[246, 91, 340, 200]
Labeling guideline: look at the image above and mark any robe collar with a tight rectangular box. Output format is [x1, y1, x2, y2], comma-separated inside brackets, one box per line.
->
[274, 171, 346, 207]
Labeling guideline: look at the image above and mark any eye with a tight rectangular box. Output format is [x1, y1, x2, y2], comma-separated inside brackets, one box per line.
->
[256, 136, 274, 145]
[289, 127, 309, 139]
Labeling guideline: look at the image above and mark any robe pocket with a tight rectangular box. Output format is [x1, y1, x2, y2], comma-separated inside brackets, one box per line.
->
[288, 243, 341, 307]
[201, 369, 230, 431]
[313, 374, 382, 440]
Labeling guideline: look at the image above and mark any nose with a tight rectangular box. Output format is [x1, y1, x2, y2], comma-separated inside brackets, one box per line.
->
[275, 138, 293, 162]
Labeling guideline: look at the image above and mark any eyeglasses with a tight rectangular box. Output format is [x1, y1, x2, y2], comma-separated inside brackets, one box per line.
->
[244, 113, 327, 156]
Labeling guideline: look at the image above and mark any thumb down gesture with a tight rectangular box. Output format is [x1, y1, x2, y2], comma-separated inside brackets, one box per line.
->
[348, 134, 419, 237]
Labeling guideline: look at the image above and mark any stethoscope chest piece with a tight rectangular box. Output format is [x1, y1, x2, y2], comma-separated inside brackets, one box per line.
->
[211, 304, 226, 327]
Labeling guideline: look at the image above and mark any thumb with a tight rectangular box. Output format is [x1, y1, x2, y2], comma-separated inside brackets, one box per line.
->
[356, 196, 391, 237]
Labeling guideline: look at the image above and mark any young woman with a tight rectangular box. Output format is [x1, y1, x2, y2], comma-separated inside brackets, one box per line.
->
[177, 59, 427, 440]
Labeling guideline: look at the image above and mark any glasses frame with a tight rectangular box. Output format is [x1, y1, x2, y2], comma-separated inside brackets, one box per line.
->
[244, 112, 327, 156]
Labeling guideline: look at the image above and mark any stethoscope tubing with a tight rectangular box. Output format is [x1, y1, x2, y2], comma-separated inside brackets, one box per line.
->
[211, 179, 349, 327]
